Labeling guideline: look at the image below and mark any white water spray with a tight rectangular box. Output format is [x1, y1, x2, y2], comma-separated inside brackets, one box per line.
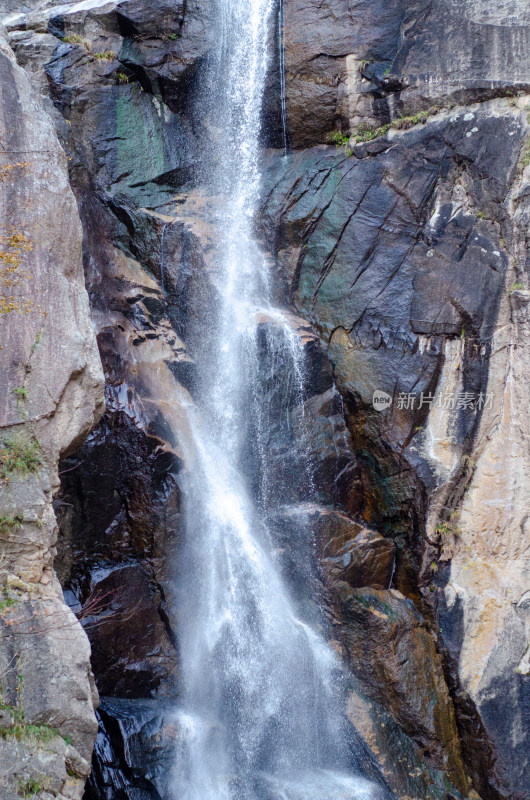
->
[278, 0, 289, 153]
[171, 2, 384, 798]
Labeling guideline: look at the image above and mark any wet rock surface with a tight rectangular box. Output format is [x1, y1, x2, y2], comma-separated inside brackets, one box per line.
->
[260, 96, 530, 799]
[84, 697, 176, 800]
[337, 586, 466, 788]
[55, 237, 187, 701]
[322, 514, 396, 590]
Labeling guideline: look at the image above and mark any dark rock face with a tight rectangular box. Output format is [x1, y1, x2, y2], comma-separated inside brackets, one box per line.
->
[259, 98, 530, 798]
[283, 0, 530, 146]
[249, 318, 363, 512]
[261, 103, 519, 346]
[73, 564, 177, 698]
[84, 698, 176, 800]
[337, 585, 466, 788]
[259, 100, 523, 537]
[55, 235, 186, 700]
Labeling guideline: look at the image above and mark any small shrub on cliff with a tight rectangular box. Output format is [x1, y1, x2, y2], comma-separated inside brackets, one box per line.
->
[0, 515, 23, 534]
[327, 130, 350, 146]
[0, 438, 41, 480]
[116, 72, 130, 85]
[61, 34, 92, 51]
[17, 778, 41, 798]
[0, 587, 18, 612]
[93, 51, 115, 61]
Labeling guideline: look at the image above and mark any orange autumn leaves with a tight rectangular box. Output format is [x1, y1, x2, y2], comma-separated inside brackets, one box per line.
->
[0, 161, 35, 320]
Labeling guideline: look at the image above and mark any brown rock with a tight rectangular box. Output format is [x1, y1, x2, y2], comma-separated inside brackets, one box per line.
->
[337, 585, 468, 793]
[323, 517, 396, 589]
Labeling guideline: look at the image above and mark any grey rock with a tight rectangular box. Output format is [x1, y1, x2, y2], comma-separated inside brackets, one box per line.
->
[2, 0, 529, 798]
[0, 22, 104, 800]
[282, 0, 530, 147]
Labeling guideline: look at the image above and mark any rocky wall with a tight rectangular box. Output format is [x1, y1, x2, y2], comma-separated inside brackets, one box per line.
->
[0, 1, 528, 799]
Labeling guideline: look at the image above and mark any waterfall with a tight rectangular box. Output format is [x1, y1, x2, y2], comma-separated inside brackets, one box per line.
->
[171, 1, 383, 798]
[278, 0, 289, 154]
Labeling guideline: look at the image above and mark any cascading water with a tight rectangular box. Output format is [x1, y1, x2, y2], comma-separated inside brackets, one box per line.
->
[172, 2, 384, 798]
[277, 0, 289, 154]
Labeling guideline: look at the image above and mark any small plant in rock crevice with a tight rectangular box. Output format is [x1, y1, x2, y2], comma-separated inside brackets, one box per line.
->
[30, 330, 41, 356]
[392, 109, 433, 129]
[0, 515, 23, 534]
[0, 587, 19, 612]
[354, 123, 390, 143]
[1, 675, 66, 750]
[116, 72, 130, 85]
[17, 778, 41, 798]
[61, 34, 92, 51]
[436, 519, 461, 559]
[517, 138, 530, 175]
[0, 438, 41, 481]
[327, 130, 350, 147]
[346, 108, 439, 147]
[436, 521, 459, 537]
[93, 51, 115, 61]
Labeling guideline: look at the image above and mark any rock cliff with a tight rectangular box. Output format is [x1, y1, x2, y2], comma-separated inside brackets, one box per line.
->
[0, 1, 528, 799]
[0, 19, 104, 800]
